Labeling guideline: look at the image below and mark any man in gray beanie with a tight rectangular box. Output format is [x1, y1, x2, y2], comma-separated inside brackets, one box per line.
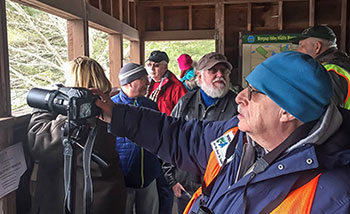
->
[111, 63, 162, 214]
[94, 52, 350, 214]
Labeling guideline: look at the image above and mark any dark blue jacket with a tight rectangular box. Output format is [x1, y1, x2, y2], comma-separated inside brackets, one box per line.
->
[111, 90, 162, 188]
[110, 103, 350, 213]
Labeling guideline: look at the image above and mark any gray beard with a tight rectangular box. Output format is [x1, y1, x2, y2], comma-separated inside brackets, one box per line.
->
[200, 80, 229, 98]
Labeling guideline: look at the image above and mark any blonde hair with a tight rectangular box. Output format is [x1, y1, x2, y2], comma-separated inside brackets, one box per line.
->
[65, 56, 111, 94]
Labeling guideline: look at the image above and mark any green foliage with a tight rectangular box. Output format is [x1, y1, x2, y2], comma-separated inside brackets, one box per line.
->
[145, 40, 215, 76]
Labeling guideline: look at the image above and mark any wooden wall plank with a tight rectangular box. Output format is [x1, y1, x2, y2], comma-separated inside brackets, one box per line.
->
[309, 0, 315, 26]
[160, 6, 164, 31]
[247, 3, 252, 31]
[215, 1, 225, 54]
[109, 34, 123, 87]
[340, 0, 347, 51]
[189, 5, 193, 30]
[119, 0, 123, 21]
[278, 0, 283, 30]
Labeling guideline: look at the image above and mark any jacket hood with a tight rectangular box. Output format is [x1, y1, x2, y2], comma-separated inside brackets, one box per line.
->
[289, 103, 350, 169]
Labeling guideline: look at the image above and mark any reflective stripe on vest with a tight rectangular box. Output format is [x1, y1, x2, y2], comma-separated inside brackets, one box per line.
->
[183, 127, 238, 214]
[270, 173, 321, 214]
[323, 63, 350, 109]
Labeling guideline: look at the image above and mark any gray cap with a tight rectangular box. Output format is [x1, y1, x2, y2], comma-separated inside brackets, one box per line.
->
[197, 52, 233, 71]
[119, 63, 147, 86]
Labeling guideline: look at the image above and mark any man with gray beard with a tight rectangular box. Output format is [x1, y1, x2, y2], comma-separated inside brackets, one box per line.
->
[162, 52, 238, 214]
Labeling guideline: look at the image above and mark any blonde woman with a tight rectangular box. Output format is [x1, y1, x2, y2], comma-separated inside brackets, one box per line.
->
[28, 56, 126, 214]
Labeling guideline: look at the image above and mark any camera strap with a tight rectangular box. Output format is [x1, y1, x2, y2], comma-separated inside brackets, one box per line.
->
[63, 137, 74, 213]
[83, 124, 97, 214]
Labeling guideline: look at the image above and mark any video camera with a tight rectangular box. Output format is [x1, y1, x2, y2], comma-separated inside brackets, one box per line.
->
[27, 87, 100, 121]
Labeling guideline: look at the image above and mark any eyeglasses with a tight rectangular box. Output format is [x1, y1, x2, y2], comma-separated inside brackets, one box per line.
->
[208, 67, 230, 75]
[146, 62, 164, 68]
[246, 81, 264, 101]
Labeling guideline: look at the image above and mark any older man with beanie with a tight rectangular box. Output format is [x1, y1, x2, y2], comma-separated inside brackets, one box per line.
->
[146, 50, 187, 116]
[111, 63, 162, 214]
[94, 51, 350, 213]
[163, 52, 238, 214]
[291, 25, 350, 109]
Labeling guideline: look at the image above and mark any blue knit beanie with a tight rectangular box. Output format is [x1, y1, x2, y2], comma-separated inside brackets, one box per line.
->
[246, 51, 333, 123]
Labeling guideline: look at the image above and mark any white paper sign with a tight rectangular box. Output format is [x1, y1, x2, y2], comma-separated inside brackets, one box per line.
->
[210, 131, 235, 167]
[0, 143, 27, 199]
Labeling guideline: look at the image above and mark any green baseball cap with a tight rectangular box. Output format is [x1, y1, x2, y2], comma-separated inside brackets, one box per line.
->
[290, 26, 336, 44]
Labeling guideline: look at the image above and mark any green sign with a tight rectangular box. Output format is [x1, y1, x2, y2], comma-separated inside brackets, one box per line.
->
[243, 34, 298, 44]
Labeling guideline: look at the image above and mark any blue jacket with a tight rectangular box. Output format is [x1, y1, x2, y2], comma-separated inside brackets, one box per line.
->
[111, 90, 162, 188]
[110, 102, 350, 213]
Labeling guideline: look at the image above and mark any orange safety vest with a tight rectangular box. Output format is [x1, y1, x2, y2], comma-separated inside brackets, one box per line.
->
[183, 127, 238, 214]
[183, 127, 321, 214]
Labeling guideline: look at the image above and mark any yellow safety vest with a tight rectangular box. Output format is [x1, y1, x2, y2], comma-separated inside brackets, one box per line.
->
[323, 63, 350, 109]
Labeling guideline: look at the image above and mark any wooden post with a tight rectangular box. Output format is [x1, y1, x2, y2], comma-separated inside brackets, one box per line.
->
[109, 33, 123, 87]
[130, 40, 141, 64]
[0, 1, 16, 213]
[67, 20, 86, 60]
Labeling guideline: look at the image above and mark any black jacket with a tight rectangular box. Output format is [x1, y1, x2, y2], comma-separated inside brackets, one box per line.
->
[316, 47, 350, 107]
[162, 88, 238, 194]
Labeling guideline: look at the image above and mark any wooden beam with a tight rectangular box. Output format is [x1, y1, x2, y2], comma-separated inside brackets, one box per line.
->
[109, 34, 123, 87]
[215, 1, 225, 54]
[340, 0, 347, 51]
[247, 2, 252, 31]
[67, 20, 86, 60]
[309, 0, 315, 26]
[142, 30, 215, 41]
[130, 41, 141, 64]
[137, 0, 306, 7]
[278, 0, 283, 30]
[88, 5, 139, 40]
[15, 0, 139, 40]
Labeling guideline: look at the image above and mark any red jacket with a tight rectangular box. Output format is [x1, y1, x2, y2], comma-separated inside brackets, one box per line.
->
[147, 71, 187, 115]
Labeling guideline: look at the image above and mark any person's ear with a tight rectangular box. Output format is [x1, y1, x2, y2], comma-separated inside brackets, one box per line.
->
[197, 71, 202, 83]
[280, 109, 297, 123]
[314, 41, 323, 54]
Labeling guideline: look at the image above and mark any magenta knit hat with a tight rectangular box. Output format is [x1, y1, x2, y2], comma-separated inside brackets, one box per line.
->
[177, 54, 193, 71]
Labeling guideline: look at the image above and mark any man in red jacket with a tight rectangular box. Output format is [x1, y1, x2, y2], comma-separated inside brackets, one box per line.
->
[146, 50, 187, 116]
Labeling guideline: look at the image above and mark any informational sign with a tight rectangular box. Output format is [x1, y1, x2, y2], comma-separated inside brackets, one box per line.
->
[241, 33, 299, 85]
[0, 143, 27, 199]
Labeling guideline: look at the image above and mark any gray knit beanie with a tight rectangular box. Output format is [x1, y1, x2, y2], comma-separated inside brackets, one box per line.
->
[119, 63, 147, 86]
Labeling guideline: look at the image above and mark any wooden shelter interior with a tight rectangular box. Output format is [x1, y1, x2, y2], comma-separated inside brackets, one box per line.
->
[0, 0, 349, 213]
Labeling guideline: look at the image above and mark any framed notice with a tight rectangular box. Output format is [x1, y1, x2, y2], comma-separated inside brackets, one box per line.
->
[239, 32, 299, 86]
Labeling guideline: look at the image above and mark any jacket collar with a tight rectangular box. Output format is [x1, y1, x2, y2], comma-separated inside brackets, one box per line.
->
[119, 89, 135, 105]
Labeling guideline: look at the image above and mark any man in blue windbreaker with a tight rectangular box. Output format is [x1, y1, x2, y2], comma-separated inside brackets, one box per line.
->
[95, 52, 350, 214]
[111, 63, 162, 214]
